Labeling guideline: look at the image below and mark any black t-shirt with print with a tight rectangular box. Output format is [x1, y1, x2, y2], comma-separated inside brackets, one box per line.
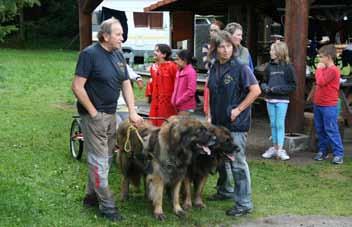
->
[75, 43, 128, 114]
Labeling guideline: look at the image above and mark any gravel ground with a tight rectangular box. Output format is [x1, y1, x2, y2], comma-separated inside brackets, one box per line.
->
[236, 215, 352, 227]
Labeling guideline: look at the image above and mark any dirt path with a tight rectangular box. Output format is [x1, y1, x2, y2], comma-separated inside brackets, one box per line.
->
[237, 215, 352, 227]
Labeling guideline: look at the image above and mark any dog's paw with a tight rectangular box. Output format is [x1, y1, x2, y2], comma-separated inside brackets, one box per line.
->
[175, 209, 186, 217]
[154, 212, 166, 221]
[183, 202, 192, 210]
[194, 202, 206, 209]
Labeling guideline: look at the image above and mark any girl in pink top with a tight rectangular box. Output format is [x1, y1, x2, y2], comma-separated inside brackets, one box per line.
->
[171, 50, 197, 115]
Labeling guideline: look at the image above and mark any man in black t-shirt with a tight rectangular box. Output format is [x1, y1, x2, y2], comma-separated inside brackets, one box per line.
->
[72, 17, 143, 222]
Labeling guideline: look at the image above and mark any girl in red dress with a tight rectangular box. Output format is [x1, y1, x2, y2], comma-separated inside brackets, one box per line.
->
[149, 44, 178, 126]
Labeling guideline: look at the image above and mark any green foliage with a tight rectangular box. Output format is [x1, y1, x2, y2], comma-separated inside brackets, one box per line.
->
[25, 0, 78, 39]
[0, 24, 17, 42]
[0, 48, 351, 226]
[0, 0, 40, 42]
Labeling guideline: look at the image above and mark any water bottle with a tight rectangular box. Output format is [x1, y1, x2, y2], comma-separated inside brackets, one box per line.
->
[129, 51, 134, 66]
[144, 51, 148, 64]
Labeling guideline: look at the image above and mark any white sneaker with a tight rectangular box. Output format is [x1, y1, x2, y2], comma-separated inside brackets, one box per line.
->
[278, 149, 290, 160]
[262, 147, 276, 159]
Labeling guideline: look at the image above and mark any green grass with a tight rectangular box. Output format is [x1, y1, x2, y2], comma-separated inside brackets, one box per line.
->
[0, 48, 351, 226]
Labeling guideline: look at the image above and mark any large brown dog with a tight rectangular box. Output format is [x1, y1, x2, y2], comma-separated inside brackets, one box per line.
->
[145, 115, 213, 220]
[183, 123, 239, 209]
[116, 120, 158, 201]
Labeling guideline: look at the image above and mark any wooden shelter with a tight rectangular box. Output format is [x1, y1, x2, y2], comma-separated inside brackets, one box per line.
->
[78, 0, 352, 133]
[142, 0, 309, 133]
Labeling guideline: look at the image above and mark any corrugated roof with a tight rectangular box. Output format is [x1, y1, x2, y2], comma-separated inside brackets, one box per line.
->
[144, 0, 179, 12]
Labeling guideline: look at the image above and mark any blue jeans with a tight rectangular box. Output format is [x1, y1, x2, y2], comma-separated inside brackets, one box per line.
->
[266, 102, 288, 147]
[313, 105, 344, 157]
[216, 132, 252, 210]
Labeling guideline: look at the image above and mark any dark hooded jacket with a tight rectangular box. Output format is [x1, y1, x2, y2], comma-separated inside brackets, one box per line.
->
[262, 61, 296, 100]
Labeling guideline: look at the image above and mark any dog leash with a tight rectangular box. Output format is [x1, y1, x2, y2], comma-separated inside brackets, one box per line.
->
[124, 124, 144, 153]
[142, 116, 169, 123]
[123, 117, 167, 153]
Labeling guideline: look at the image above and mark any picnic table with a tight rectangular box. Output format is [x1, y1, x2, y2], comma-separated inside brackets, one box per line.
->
[135, 70, 208, 95]
[306, 76, 352, 125]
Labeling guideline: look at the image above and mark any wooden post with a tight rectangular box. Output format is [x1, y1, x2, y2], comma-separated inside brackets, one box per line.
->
[246, 3, 257, 65]
[78, 0, 92, 50]
[284, 0, 309, 133]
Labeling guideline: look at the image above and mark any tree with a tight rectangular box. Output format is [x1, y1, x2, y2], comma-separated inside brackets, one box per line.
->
[0, 0, 40, 42]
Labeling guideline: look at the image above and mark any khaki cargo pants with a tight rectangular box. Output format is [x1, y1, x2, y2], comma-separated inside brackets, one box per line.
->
[80, 112, 117, 215]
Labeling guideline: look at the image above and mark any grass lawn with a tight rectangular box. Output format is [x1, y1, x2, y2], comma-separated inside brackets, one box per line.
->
[0, 48, 351, 226]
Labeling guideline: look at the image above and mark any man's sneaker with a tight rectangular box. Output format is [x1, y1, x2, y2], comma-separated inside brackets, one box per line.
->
[208, 193, 233, 201]
[83, 194, 99, 208]
[226, 207, 252, 217]
[262, 147, 276, 159]
[101, 211, 123, 222]
[332, 156, 343, 165]
[313, 152, 328, 161]
[277, 149, 290, 160]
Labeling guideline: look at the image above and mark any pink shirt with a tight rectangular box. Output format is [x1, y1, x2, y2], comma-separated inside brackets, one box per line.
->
[171, 64, 197, 111]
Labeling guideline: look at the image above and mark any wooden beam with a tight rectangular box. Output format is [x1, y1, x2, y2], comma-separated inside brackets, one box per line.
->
[78, 0, 92, 50]
[284, 0, 309, 133]
[246, 3, 257, 64]
[83, 0, 104, 14]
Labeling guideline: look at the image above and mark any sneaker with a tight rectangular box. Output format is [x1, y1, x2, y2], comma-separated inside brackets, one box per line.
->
[332, 156, 343, 165]
[101, 211, 123, 222]
[226, 207, 252, 217]
[277, 149, 290, 161]
[83, 193, 99, 208]
[313, 152, 328, 161]
[208, 193, 233, 201]
[262, 147, 276, 159]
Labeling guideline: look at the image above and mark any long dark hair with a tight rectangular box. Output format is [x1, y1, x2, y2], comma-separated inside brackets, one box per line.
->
[156, 43, 172, 60]
[177, 49, 197, 65]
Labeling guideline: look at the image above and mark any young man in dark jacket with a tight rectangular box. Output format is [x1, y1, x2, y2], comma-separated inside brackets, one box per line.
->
[207, 30, 261, 216]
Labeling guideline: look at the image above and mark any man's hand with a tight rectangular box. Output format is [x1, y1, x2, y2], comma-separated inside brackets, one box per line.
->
[206, 114, 212, 124]
[230, 108, 241, 122]
[129, 111, 144, 126]
[90, 110, 98, 118]
[136, 79, 144, 89]
[260, 83, 271, 94]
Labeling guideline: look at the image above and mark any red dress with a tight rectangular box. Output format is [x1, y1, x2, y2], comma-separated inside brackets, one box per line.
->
[149, 61, 178, 126]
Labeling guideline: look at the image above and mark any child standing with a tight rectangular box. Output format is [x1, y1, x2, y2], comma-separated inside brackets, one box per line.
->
[148, 44, 178, 126]
[171, 50, 197, 115]
[313, 44, 344, 164]
[261, 41, 296, 160]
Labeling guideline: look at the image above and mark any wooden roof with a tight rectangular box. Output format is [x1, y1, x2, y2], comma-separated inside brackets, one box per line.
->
[144, 0, 278, 16]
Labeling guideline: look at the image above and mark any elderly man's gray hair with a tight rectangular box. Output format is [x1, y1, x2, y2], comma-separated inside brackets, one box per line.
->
[97, 17, 121, 42]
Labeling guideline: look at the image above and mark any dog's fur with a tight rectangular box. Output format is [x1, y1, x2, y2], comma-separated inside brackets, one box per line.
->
[116, 120, 159, 201]
[145, 115, 213, 220]
[183, 123, 239, 209]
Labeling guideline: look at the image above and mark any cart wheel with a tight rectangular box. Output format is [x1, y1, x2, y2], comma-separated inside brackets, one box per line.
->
[70, 118, 84, 160]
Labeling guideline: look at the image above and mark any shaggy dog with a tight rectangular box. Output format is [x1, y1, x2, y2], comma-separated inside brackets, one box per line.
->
[145, 115, 213, 220]
[183, 123, 239, 209]
[116, 120, 158, 201]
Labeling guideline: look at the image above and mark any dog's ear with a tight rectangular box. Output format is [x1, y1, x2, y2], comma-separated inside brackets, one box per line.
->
[143, 128, 160, 153]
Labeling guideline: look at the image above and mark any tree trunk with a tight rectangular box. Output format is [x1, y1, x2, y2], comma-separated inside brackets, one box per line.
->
[18, 6, 25, 42]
